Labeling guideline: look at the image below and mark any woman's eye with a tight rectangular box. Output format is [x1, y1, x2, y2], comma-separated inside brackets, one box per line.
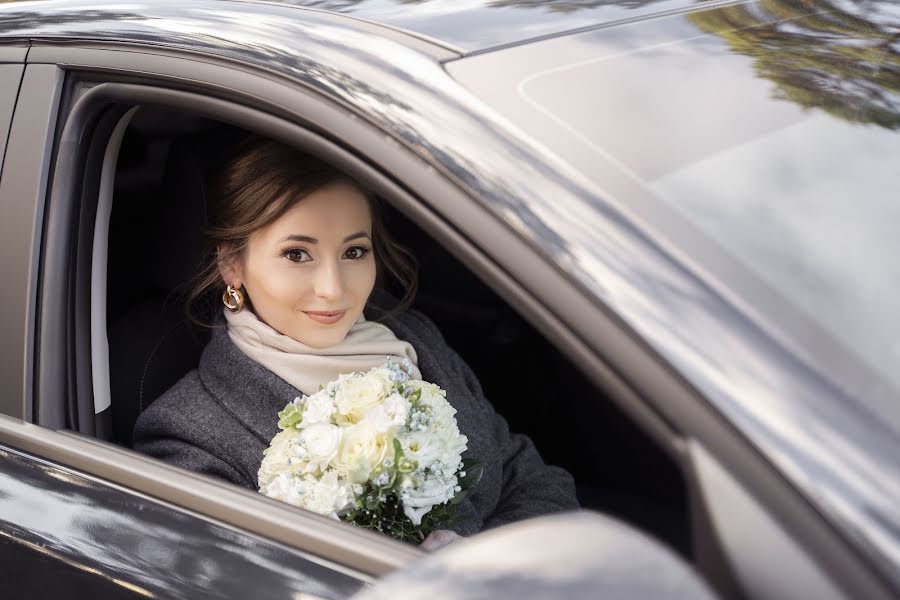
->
[343, 246, 371, 260]
[284, 248, 312, 263]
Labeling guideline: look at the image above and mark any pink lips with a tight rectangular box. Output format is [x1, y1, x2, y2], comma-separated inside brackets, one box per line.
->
[303, 310, 347, 325]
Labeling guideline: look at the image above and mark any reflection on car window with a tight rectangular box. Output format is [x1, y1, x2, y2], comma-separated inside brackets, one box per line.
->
[509, 0, 900, 424]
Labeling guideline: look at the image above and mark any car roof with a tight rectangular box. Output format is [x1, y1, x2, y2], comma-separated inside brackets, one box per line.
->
[0, 0, 725, 55]
[255, 0, 713, 54]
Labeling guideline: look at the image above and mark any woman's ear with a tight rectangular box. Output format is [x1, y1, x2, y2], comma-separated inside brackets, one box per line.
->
[217, 246, 243, 288]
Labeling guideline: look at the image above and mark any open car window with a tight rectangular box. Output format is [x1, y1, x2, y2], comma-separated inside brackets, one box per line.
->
[27, 62, 689, 577]
[99, 99, 689, 555]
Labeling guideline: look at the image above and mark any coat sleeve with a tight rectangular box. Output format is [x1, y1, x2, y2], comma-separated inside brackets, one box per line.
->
[136, 433, 251, 487]
[409, 310, 580, 530]
[133, 382, 257, 490]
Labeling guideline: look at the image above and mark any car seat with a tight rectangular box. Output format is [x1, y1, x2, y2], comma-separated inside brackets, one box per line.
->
[107, 126, 240, 446]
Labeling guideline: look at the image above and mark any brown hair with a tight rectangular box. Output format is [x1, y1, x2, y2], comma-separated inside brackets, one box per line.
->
[187, 135, 417, 325]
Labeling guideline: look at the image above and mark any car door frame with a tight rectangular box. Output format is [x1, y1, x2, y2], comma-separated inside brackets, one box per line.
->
[0, 50, 424, 591]
[0, 40, 691, 591]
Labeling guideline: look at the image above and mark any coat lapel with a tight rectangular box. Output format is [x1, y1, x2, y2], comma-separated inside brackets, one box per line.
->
[198, 326, 301, 445]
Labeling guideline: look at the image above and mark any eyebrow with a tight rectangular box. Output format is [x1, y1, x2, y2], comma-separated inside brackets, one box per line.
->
[279, 231, 370, 244]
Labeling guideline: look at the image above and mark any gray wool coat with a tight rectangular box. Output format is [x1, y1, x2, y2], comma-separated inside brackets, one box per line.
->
[132, 304, 578, 536]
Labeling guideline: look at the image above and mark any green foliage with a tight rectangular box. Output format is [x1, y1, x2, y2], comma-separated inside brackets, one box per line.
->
[407, 387, 422, 407]
[346, 489, 470, 543]
[277, 402, 303, 430]
[344, 439, 482, 544]
[689, 0, 900, 129]
[450, 458, 484, 505]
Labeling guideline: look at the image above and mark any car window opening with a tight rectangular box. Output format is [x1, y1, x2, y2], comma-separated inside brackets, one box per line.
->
[99, 105, 690, 558]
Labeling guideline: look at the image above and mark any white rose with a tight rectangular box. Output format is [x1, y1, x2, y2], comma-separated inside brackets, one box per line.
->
[301, 391, 335, 427]
[258, 429, 303, 489]
[333, 422, 393, 484]
[362, 392, 410, 433]
[299, 423, 342, 473]
[334, 372, 392, 424]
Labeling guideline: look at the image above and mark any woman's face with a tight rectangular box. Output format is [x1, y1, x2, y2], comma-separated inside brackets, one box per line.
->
[222, 179, 377, 348]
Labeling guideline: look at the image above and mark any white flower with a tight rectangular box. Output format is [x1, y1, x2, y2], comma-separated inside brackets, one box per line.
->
[300, 469, 356, 519]
[334, 371, 392, 424]
[410, 381, 447, 405]
[362, 392, 410, 433]
[259, 365, 475, 535]
[301, 391, 335, 427]
[258, 429, 303, 489]
[399, 430, 444, 467]
[400, 473, 457, 525]
[333, 421, 393, 484]
[425, 400, 458, 430]
[298, 423, 342, 473]
[262, 472, 306, 505]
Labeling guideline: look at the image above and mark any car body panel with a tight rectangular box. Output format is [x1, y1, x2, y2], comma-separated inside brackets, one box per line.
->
[0, 64, 23, 170]
[0, 441, 366, 599]
[0, 64, 62, 423]
[0, 44, 28, 62]
[688, 440, 846, 600]
[0, 0, 897, 594]
[356, 511, 718, 600]
[256, 0, 729, 54]
[446, 1, 900, 588]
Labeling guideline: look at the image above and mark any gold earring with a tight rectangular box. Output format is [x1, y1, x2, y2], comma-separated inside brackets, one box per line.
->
[223, 285, 244, 313]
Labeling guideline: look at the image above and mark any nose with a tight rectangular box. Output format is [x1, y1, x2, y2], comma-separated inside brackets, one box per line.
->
[313, 259, 345, 301]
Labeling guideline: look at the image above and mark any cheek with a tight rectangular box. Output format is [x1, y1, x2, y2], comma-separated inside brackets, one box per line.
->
[249, 262, 313, 306]
[350, 261, 377, 297]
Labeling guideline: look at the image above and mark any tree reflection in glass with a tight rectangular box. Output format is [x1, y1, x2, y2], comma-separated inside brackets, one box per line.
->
[689, 0, 900, 129]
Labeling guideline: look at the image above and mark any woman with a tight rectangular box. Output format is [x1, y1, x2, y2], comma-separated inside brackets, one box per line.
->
[133, 136, 579, 550]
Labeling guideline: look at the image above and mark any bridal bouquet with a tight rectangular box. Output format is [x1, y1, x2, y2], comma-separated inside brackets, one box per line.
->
[257, 359, 482, 542]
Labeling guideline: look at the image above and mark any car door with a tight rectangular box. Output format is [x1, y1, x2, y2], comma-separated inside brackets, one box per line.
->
[0, 43, 422, 600]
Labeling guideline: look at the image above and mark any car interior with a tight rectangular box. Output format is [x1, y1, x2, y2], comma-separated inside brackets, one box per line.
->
[101, 106, 691, 558]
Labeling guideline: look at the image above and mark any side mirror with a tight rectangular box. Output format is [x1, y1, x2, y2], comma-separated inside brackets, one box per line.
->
[356, 511, 717, 599]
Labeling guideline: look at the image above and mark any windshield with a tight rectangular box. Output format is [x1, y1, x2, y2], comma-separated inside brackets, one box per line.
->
[450, 0, 900, 425]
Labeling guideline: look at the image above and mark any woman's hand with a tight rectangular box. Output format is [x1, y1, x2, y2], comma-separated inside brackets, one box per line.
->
[420, 529, 461, 552]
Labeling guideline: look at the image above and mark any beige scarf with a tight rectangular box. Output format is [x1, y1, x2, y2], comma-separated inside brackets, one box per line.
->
[224, 308, 421, 397]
